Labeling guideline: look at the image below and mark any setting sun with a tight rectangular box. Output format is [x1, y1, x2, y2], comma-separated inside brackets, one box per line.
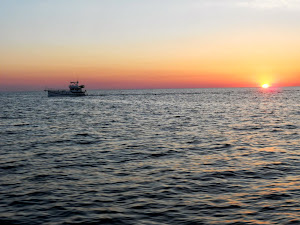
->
[262, 84, 270, 88]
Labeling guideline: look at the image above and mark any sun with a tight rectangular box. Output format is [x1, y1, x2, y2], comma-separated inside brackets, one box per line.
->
[262, 84, 270, 88]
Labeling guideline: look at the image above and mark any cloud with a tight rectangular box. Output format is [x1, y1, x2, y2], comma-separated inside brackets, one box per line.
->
[184, 0, 300, 10]
[237, 0, 300, 9]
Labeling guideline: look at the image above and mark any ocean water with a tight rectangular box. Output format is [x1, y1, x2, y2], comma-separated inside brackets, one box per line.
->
[0, 87, 299, 225]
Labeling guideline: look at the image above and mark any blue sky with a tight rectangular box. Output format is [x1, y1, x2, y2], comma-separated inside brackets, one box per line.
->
[1, 0, 299, 45]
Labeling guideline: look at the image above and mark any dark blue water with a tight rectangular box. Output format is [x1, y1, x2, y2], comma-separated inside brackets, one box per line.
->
[1, 87, 299, 225]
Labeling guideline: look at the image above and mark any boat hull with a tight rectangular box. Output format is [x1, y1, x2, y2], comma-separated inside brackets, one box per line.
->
[46, 90, 86, 97]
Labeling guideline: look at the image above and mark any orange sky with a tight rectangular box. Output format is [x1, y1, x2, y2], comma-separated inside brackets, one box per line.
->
[1, 1, 300, 91]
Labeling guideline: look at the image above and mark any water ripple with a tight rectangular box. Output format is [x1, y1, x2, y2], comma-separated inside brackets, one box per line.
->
[0, 87, 299, 224]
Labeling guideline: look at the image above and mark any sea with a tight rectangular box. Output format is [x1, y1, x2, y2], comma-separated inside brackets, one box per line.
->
[0, 87, 299, 225]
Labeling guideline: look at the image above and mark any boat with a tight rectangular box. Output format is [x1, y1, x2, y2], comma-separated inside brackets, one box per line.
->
[45, 81, 87, 97]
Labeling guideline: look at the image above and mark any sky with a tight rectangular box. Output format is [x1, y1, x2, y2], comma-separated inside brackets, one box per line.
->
[1, 0, 300, 91]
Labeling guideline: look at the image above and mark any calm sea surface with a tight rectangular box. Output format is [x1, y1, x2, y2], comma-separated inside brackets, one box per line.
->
[0, 87, 299, 225]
